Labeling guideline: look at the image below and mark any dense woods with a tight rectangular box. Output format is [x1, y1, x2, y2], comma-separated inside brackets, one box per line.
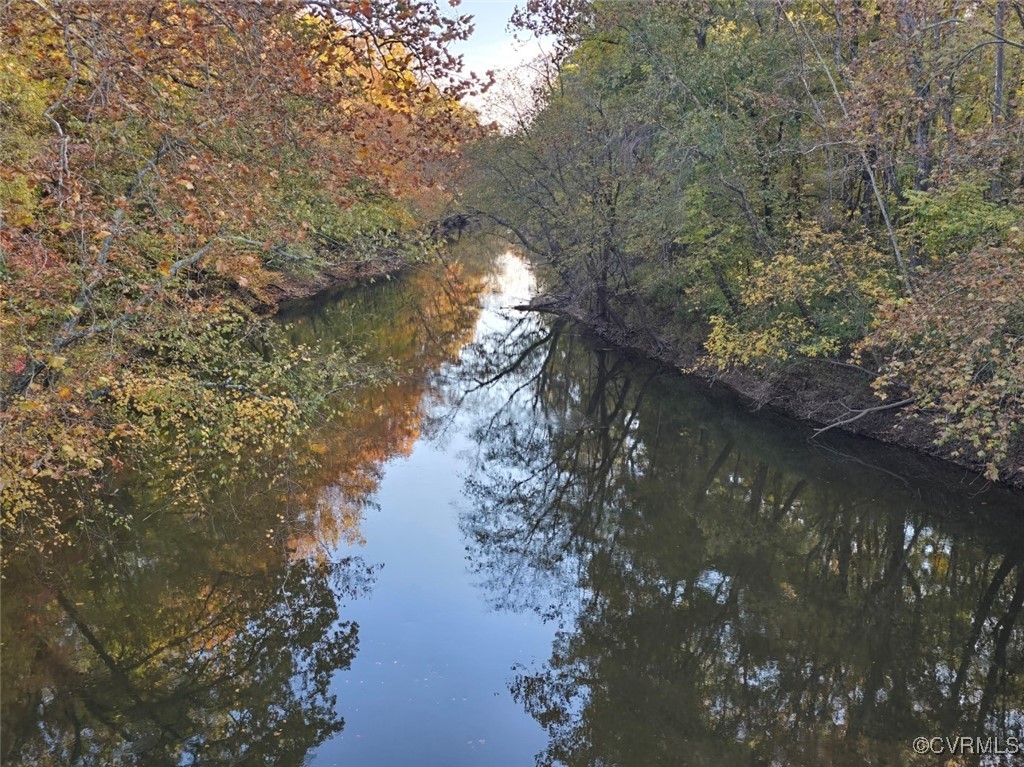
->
[4, 0, 1022, 556]
[0, 0, 477, 553]
[3, 4, 1023, 763]
[467, 0, 1024, 483]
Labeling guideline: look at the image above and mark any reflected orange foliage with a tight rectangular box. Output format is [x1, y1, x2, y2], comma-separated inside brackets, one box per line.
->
[284, 261, 487, 558]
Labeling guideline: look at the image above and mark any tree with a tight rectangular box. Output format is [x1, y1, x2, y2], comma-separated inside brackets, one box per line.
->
[466, 0, 1024, 480]
[1, 0, 480, 550]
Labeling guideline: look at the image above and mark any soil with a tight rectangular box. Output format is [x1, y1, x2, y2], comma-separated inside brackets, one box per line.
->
[527, 294, 1024, 492]
[253, 257, 408, 312]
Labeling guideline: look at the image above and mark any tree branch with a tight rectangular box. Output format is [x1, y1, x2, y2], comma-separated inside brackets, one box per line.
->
[811, 397, 917, 438]
[53, 242, 214, 352]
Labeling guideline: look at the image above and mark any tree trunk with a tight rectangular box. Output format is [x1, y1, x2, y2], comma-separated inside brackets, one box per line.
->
[993, 0, 1007, 200]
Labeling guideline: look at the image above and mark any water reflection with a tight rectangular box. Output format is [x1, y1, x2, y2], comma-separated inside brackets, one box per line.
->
[2, 556, 369, 766]
[275, 255, 488, 553]
[3, 244, 1024, 766]
[0, 245, 492, 766]
[456, 308, 1024, 766]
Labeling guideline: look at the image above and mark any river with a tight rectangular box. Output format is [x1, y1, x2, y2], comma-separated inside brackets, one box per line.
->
[2, 238, 1023, 766]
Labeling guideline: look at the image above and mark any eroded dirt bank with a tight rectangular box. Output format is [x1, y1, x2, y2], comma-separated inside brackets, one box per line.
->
[528, 295, 1024, 493]
[253, 257, 409, 312]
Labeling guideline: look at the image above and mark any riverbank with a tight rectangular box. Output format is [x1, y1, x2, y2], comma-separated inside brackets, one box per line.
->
[256, 256, 410, 311]
[528, 294, 1024, 493]
[251, 215, 484, 311]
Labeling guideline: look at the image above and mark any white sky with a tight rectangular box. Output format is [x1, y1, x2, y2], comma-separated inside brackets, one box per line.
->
[445, 0, 554, 122]
[452, 1, 547, 75]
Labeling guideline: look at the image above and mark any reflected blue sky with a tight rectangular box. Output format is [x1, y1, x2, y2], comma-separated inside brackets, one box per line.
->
[309, 256, 557, 766]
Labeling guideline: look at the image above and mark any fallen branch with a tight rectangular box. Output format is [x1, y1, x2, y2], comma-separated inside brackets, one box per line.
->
[809, 357, 881, 378]
[811, 397, 917, 438]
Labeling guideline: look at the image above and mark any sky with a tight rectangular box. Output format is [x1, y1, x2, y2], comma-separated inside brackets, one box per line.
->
[445, 1, 554, 122]
[451, 1, 547, 77]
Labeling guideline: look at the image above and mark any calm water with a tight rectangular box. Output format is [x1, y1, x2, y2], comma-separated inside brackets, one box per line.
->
[3, 240, 1024, 766]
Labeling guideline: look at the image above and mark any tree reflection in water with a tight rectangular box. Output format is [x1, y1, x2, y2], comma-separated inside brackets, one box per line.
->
[457, 308, 1024, 767]
[2, 553, 373, 766]
[3, 248, 1022, 766]
[1, 250, 492, 767]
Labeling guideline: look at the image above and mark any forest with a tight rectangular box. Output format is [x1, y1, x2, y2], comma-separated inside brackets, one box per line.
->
[2, 0, 1023, 552]
[465, 0, 1024, 485]
[2, 3, 1024, 765]
[0, 0, 481, 554]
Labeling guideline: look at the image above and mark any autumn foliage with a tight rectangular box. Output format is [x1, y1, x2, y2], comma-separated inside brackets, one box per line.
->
[863, 241, 1024, 479]
[469, 0, 1024, 483]
[0, 0, 479, 551]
